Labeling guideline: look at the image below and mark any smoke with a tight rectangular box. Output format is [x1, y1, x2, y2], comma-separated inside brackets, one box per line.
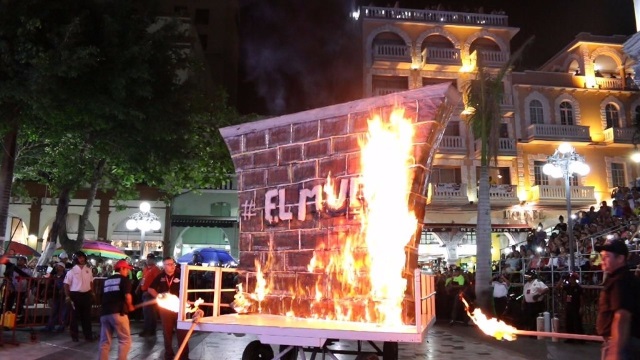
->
[239, 0, 361, 115]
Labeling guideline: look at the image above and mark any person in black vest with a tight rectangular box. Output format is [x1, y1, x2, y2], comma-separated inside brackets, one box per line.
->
[98, 259, 135, 360]
[559, 272, 584, 343]
[596, 239, 640, 359]
[148, 257, 189, 360]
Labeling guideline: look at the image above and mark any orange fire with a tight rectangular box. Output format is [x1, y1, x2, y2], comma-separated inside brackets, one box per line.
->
[460, 296, 518, 341]
[156, 293, 180, 312]
[250, 108, 418, 325]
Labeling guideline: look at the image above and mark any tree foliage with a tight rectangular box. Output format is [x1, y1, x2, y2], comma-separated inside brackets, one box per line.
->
[1, 0, 245, 256]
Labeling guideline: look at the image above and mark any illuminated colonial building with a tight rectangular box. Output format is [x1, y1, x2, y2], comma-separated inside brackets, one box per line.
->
[360, 5, 640, 268]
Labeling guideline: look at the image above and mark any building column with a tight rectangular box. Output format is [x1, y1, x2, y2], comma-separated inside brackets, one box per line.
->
[29, 199, 43, 251]
[97, 197, 111, 240]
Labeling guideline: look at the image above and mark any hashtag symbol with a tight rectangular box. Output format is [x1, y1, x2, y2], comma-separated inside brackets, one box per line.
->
[241, 199, 257, 220]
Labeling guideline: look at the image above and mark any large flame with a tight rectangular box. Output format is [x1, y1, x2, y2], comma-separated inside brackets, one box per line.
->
[248, 108, 417, 325]
[461, 296, 518, 341]
[156, 293, 180, 312]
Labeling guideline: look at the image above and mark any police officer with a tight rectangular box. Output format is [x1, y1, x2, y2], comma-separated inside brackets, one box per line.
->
[560, 272, 584, 343]
[522, 270, 548, 330]
[148, 257, 189, 360]
[63, 251, 96, 342]
[98, 259, 135, 360]
[596, 239, 640, 359]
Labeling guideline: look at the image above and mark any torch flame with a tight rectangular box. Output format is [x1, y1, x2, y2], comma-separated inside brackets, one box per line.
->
[185, 298, 204, 314]
[156, 293, 180, 313]
[460, 296, 518, 341]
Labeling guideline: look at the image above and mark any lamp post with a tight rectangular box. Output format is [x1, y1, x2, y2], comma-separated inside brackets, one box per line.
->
[126, 202, 161, 259]
[542, 143, 590, 271]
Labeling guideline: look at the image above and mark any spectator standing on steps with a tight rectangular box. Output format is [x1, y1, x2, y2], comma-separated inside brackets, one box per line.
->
[98, 260, 135, 360]
[64, 251, 96, 342]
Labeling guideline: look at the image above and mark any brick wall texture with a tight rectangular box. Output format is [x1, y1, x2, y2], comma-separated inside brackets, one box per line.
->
[220, 83, 459, 323]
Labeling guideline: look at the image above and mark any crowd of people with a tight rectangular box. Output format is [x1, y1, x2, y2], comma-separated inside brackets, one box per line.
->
[0, 251, 202, 360]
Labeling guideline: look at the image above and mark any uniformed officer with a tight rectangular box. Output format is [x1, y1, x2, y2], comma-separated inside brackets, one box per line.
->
[63, 251, 96, 342]
[522, 270, 548, 330]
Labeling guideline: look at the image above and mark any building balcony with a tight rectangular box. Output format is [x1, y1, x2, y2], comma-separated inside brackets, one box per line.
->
[438, 135, 467, 154]
[473, 50, 509, 67]
[603, 127, 636, 144]
[373, 44, 411, 62]
[474, 138, 516, 157]
[530, 185, 596, 205]
[362, 6, 509, 27]
[428, 183, 469, 205]
[594, 77, 624, 90]
[526, 124, 591, 142]
[373, 87, 407, 96]
[423, 47, 461, 65]
[487, 184, 519, 205]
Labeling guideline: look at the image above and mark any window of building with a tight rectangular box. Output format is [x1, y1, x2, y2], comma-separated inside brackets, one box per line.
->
[195, 8, 210, 25]
[444, 121, 460, 136]
[533, 161, 549, 186]
[419, 232, 440, 245]
[569, 175, 579, 187]
[432, 166, 462, 184]
[210, 202, 231, 217]
[462, 232, 476, 245]
[529, 100, 544, 124]
[605, 103, 620, 129]
[198, 34, 208, 50]
[559, 101, 574, 125]
[635, 105, 640, 126]
[611, 163, 626, 187]
[499, 123, 509, 138]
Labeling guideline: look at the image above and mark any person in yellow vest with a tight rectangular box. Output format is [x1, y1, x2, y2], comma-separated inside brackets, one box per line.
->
[446, 267, 467, 325]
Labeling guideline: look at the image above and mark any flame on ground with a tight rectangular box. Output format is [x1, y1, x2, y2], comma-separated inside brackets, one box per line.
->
[248, 108, 417, 325]
[156, 293, 180, 313]
[460, 296, 518, 341]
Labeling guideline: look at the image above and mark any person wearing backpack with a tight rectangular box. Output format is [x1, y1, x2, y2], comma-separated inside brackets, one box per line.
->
[596, 239, 640, 359]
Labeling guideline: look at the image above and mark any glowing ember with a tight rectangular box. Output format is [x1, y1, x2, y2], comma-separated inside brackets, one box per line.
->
[461, 296, 518, 341]
[185, 298, 204, 313]
[156, 293, 180, 312]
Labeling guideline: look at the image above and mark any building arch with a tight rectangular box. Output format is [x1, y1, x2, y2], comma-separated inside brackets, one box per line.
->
[524, 91, 551, 125]
[600, 96, 626, 129]
[554, 93, 581, 125]
[462, 30, 508, 57]
[562, 54, 582, 74]
[590, 47, 623, 70]
[365, 25, 413, 67]
[416, 27, 461, 50]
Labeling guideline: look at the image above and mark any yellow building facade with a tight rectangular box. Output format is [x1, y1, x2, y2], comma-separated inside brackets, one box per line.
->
[360, 5, 639, 268]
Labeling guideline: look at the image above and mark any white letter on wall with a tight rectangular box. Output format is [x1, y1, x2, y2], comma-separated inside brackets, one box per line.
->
[278, 188, 293, 221]
[298, 185, 323, 221]
[265, 189, 278, 223]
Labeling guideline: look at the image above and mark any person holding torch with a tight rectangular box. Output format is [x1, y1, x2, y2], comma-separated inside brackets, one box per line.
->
[98, 259, 135, 360]
[148, 257, 189, 360]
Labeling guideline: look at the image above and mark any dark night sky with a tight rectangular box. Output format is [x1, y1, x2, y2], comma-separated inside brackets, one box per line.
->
[237, 0, 637, 116]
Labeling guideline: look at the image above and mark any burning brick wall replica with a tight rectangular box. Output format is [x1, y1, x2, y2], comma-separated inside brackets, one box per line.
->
[220, 83, 459, 325]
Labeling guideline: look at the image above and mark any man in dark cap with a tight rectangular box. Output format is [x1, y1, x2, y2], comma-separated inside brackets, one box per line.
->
[98, 260, 135, 360]
[596, 239, 640, 359]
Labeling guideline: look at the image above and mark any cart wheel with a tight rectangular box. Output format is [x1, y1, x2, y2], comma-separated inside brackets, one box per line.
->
[382, 342, 398, 360]
[278, 345, 297, 360]
[354, 354, 378, 360]
[242, 340, 274, 360]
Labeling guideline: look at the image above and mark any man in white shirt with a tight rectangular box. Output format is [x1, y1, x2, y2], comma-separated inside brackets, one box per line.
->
[522, 270, 548, 330]
[64, 251, 96, 342]
[491, 274, 510, 319]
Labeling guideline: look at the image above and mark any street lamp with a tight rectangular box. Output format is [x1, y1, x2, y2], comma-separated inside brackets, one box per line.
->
[126, 202, 161, 259]
[542, 142, 590, 271]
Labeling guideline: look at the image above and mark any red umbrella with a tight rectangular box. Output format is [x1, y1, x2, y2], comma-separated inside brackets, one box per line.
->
[5, 242, 41, 258]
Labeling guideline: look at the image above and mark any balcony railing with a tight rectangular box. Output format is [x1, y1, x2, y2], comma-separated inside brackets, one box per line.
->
[374, 87, 407, 96]
[595, 77, 624, 90]
[362, 6, 509, 27]
[373, 43, 411, 62]
[429, 183, 469, 205]
[424, 47, 461, 65]
[603, 127, 636, 144]
[527, 124, 591, 142]
[438, 135, 466, 153]
[530, 185, 596, 205]
[488, 184, 519, 205]
[476, 50, 509, 65]
[474, 138, 516, 156]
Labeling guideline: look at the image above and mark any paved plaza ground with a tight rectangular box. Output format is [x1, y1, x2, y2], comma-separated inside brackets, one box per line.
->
[0, 320, 602, 360]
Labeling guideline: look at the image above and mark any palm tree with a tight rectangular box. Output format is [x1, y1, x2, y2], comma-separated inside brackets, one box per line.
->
[463, 37, 533, 311]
